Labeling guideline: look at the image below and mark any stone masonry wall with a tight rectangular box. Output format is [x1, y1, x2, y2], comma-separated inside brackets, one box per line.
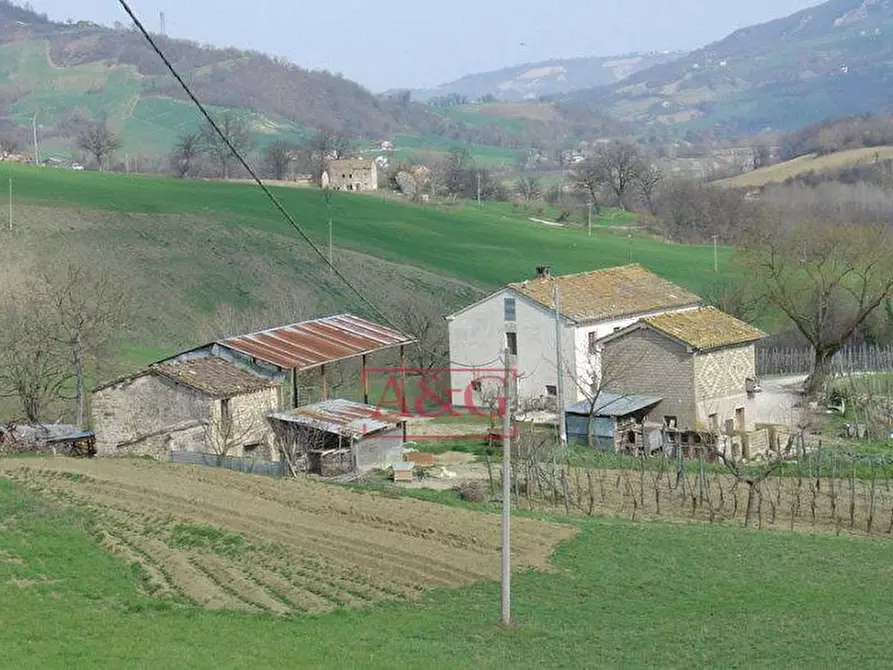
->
[92, 373, 211, 457]
[693, 344, 756, 431]
[601, 328, 697, 429]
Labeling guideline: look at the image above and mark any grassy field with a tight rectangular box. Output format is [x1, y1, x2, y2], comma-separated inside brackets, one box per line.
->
[2, 459, 893, 667]
[5, 163, 731, 296]
[716, 145, 893, 189]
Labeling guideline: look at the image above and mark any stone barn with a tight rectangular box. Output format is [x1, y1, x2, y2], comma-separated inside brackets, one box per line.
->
[599, 307, 764, 434]
[322, 158, 378, 192]
[91, 314, 415, 465]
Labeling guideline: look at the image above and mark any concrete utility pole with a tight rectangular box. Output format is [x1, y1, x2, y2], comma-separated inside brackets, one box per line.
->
[552, 278, 567, 448]
[587, 201, 593, 237]
[477, 172, 482, 207]
[501, 347, 513, 626]
[7, 172, 12, 232]
[713, 234, 718, 273]
[31, 111, 40, 166]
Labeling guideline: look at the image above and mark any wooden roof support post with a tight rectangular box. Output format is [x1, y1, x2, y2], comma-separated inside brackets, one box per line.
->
[399, 346, 408, 415]
[292, 368, 299, 409]
[321, 364, 328, 401]
[362, 354, 369, 405]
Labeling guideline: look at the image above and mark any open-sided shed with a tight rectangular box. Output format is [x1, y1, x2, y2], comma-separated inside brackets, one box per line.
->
[566, 392, 662, 450]
[270, 399, 406, 476]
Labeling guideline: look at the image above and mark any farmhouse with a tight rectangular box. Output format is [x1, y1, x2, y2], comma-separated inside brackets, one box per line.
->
[599, 307, 764, 435]
[92, 314, 415, 473]
[322, 158, 378, 192]
[447, 264, 702, 409]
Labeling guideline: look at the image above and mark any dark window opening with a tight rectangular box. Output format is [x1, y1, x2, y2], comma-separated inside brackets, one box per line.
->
[588, 331, 597, 353]
[627, 431, 636, 444]
[664, 416, 677, 428]
[504, 297, 516, 322]
[546, 385, 557, 396]
[244, 443, 261, 454]
[506, 332, 518, 356]
[471, 380, 482, 392]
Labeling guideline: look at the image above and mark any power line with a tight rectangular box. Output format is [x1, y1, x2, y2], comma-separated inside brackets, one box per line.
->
[118, 0, 496, 372]
[116, 0, 395, 329]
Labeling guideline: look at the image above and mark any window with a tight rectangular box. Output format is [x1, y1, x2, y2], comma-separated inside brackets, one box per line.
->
[506, 332, 518, 355]
[546, 385, 557, 396]
[244, 443, 261, 454]
[471, 380, 482, 392]
[504, 297, 516, 322]
[708, 413, 718, 432]
[588, 331, 597, 353]
[664, 416, 677, 429]
[221, 398, 231, 422]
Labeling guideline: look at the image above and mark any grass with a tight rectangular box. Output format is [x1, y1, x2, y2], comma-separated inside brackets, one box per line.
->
[5, 163, 732, 297]
[715, 146, 893, 189]
[2, 474, 893, 667]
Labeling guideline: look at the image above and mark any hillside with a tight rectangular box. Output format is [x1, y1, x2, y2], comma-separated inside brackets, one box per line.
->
[411, 52, 684, 103]
[0, 1, 434, 158]
[575, 0, 893, 134]
[716, 144, 893, 188]
[2, 164, 729, 367]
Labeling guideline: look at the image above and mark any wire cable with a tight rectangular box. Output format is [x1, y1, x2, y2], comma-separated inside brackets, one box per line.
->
[117, 0, 396, 329]
[117, 0, 502, 373]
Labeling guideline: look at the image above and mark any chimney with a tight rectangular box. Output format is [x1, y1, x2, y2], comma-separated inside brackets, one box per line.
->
[536, 265, 551, 279]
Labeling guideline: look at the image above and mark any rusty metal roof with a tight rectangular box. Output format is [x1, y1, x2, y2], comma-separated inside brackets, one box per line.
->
[509, 264, 702, 323]
[218, 314, 415, 372]
[270, 399, 404, 439]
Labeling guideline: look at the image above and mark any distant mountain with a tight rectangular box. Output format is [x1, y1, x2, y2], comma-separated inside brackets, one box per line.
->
[0, 1, 434, 157]
[410, 52, 685, 103]
[575, 0, 893, 134]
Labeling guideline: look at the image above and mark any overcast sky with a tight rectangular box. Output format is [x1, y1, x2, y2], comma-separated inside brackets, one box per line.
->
[28, 0, 824, 91]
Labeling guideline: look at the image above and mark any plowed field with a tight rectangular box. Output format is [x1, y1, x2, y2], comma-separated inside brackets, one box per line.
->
[0, 458, 574, 614]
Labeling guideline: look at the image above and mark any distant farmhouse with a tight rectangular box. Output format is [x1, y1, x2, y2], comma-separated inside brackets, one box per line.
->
[322, 158, 378, 192]
[92, 314, 414, 476]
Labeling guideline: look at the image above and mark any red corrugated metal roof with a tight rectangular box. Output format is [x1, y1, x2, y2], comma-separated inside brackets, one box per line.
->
[219, 314, 415, 371]
[270, 399, 405, 438]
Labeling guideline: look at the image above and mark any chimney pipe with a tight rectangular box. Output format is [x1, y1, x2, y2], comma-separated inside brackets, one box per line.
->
[536, 265, 551, 278]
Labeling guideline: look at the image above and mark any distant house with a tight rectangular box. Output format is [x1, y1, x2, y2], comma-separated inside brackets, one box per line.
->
[322, 158, 379, 192]
[598, 307, 764, 434]
[447, 264, 702, 409]
[91, 314, 415, 472]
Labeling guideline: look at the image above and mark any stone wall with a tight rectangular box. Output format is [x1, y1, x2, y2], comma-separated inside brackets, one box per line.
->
[693, 344, 756, 431]
[208, 388, 280, 461]
[601, 328, 697, 428]
[92, 373, 211, 457]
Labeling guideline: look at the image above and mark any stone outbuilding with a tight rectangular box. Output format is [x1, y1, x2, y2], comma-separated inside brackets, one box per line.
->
[598, 307, 764, 434]
[322, 158, 378, 192]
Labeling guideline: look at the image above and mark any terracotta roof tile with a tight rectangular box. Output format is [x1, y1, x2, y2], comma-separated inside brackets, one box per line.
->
[328, 159, 376, 171]
[509, 264, 701, 322]
[644, 307, 763, 350]
[152, 356, 277, 398]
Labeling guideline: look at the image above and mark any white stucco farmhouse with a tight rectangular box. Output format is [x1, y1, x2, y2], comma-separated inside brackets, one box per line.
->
[446, 264, 703, 409]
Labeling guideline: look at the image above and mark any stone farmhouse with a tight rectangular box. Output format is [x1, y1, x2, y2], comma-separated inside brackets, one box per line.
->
[321, 158, 378, 192]
[599, 307, 764, 434]
[447, 264, 702, 409]
[92, 314, 414, 475]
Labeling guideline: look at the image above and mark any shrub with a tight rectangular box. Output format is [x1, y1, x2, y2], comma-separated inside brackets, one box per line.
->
[454, 481, 488, 502]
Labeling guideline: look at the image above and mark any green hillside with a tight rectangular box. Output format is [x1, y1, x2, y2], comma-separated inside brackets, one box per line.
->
[2, 164, 730, 366]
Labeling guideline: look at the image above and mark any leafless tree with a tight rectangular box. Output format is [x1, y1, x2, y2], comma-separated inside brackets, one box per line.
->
[263, 140, 297, 180]
[571, 141, 646, 211]
[515, 175, 542, 208]
[743, 215, 893, 397]
[202, 398, 261, 466]
[752, 144, 772, 170]
[39, 265, 129, 428]
[170, 131, 202, 178]
[0, 295, 70, 424]
[304, 129, 351, 183]
[393, 296, 450, 373]
[703, 274, 766, 325]
[635, 164, 663, 215]
[200, 111, 253, 179]
[76, 122, 121, 171]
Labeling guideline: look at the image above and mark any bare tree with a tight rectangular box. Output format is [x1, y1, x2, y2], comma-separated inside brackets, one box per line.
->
[743, 216, 893, 397]
[515, 176, 541, 208]
[571, 141, 646, 211]
[40, 265, 129, 428]
[202, 397, 261, 466]
[76, 122, 121, 171]
[304, 129, 351, 183]
[263, 140, 296, 180]
[393, 296, 450, 373]
[200, 112, 253, 179]
[0, 295, 70, 424]
[170, 131, 202, 178]
[635, 164, 663, 215]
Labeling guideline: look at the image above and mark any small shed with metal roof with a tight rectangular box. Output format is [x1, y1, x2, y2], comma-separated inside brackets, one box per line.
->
[270, 399, 406, 476]
[565, 392, 663, 449]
